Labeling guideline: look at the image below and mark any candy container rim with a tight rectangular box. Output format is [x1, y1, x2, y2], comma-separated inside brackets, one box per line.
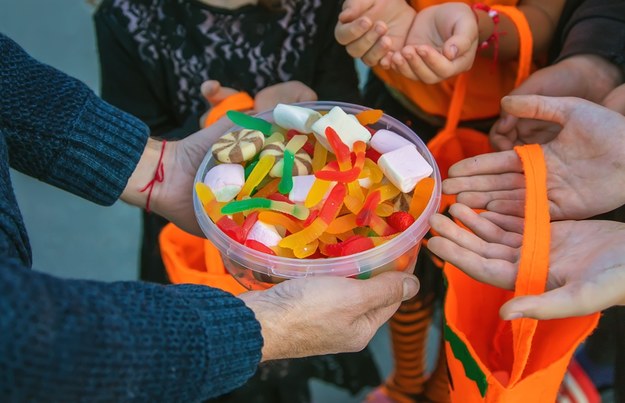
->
[193, 101, 441, 277]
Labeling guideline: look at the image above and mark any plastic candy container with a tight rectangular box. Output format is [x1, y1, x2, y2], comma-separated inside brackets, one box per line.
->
[194, 101, 441, 290]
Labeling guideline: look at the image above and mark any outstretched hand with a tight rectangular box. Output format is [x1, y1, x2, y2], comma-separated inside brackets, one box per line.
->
[428, 203, 625, 320]
[334, 0, 416, 67]
[444, 95, 625, 220]
[490, 55, 622, 151]
[240, 271, 420, 361]
[389, 3, 478, 83]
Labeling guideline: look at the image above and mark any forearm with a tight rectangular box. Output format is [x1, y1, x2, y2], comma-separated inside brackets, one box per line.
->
[0, 259, 262, 401]
[1, 33, 148, 205]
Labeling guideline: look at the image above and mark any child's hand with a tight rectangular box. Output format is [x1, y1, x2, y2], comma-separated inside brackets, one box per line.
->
[334, 0, 416, 67]
[253, 81, 317, 113]
[428, 204, 625, 320]
[198, 80, 243, 126]
[389, 3, 478, 83]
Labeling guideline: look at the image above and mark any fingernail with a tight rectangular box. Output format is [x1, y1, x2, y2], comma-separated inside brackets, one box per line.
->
[449, 45, 458, 59]
[417, 49, 427, 58]
[360, 18, 371, 29]
[402, 277, 420, 300]
[504, 312, 523, 320]
[375, 24, 385, 35]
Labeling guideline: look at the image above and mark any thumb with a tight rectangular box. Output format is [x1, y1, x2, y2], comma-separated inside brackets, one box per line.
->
[200, 80, 221, 99]
[443, 15, 477, 61]
[357, 272, 420, 311]
[500, 95, 580, 127]
[499, 285, 600, 320]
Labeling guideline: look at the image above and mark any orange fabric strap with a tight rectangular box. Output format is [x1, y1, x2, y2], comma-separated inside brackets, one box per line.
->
[492, 5, 533, 87]
[203, 91, 255, 128]
[509, 144, 550, 385]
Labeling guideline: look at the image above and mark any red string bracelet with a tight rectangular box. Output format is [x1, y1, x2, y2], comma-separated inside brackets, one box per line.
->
[139, 140, 167, 213]
[472, 3, 503, 63]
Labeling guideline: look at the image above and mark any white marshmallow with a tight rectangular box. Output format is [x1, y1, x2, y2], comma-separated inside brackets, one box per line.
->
[377, 145, 433, 193]
[203, 164, 245, 202]
[370, 129, 413, 154]
[288, 175, 335, 203]
[246, 221, 283, 247]
[273, 104, 322, 134]
[311, 106, 371, 151]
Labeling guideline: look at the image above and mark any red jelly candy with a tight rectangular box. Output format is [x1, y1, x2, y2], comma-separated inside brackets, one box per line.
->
[387, 211, 416, 232]
[245, 239, 276, 255]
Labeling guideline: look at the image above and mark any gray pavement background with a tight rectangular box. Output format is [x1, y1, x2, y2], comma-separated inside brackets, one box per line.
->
[0, 1, 402, 401]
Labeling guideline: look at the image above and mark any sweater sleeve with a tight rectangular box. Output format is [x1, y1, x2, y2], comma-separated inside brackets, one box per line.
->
[554, 0, 625, 72]
[0, 258, 262, 401]
[0, 33, 148, 205]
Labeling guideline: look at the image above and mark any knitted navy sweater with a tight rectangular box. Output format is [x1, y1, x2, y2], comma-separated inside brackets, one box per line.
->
[0, 33, 262, 402]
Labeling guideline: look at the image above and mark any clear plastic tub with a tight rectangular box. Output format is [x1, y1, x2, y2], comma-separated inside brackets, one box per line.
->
[193, 101, 441, 290]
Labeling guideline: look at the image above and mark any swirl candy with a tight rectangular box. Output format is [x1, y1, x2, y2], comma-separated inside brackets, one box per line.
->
[211, 129, 265, 163]
[260, 142, 312, 178]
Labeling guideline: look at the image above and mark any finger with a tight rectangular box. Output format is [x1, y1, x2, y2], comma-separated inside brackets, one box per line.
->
[391, 48, 420, 81]
[479, 211, 524, 237]
[361, 30, 394, 67]
[500, 285, 599, 320]
[339, 0, 375, 23]
[355, 271, 420, 310]
[335, 17, 373, 47]
[449, 203, 522, 249]
[447, 150, 522, 178]
[456, 188, 525, 210]
[500, 95, 585, 126]
[489, 115, 519, 151]
[444, 14, 477, 60]
[414, 45, 458, 81]
[379, 51, 394, 70]
[200, 80, 221, 99]
[430, 211, 517, 261]
[485, 199, 526, 217]
[444, 172, 525, 195]
[427, 233, 517, 290]
[398, 47, 439, 83]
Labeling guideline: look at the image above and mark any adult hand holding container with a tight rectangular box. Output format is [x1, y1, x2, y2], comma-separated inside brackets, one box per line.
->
[194, 101, 441, 290]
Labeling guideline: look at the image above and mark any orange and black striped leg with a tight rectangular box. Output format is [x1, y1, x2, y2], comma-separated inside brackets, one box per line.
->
[423, 330, 450, 403]
[366, 293, 435, 403]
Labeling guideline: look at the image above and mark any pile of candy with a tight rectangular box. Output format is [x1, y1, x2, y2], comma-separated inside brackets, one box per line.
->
[196, 103, 435, 259]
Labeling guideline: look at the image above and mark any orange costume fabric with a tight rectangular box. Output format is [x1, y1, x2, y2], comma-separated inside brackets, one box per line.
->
[443, 145, 599, 402]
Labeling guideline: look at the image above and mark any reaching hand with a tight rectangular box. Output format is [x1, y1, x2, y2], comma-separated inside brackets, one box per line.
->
[334, 0, 416, 67]
[198, 80, 244, 126]
[444, 95, 625, 220]
[490, 55, 622, 151]
[239, 271, 420, 361]
[427, 203, 625, 320]
[389, 3, 478, 83]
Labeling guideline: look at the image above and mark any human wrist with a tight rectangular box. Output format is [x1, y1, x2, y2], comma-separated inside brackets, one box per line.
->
[120, 137, 170, 211]
[238, 291, 289, 362]
[559, 55, 622, 103]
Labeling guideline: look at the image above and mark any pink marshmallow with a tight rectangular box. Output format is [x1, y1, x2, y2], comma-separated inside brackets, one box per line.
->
[370, 129, 413, 154]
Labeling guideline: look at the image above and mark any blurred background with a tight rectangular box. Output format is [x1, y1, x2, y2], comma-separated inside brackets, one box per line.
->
[0, 1, 402, 401]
